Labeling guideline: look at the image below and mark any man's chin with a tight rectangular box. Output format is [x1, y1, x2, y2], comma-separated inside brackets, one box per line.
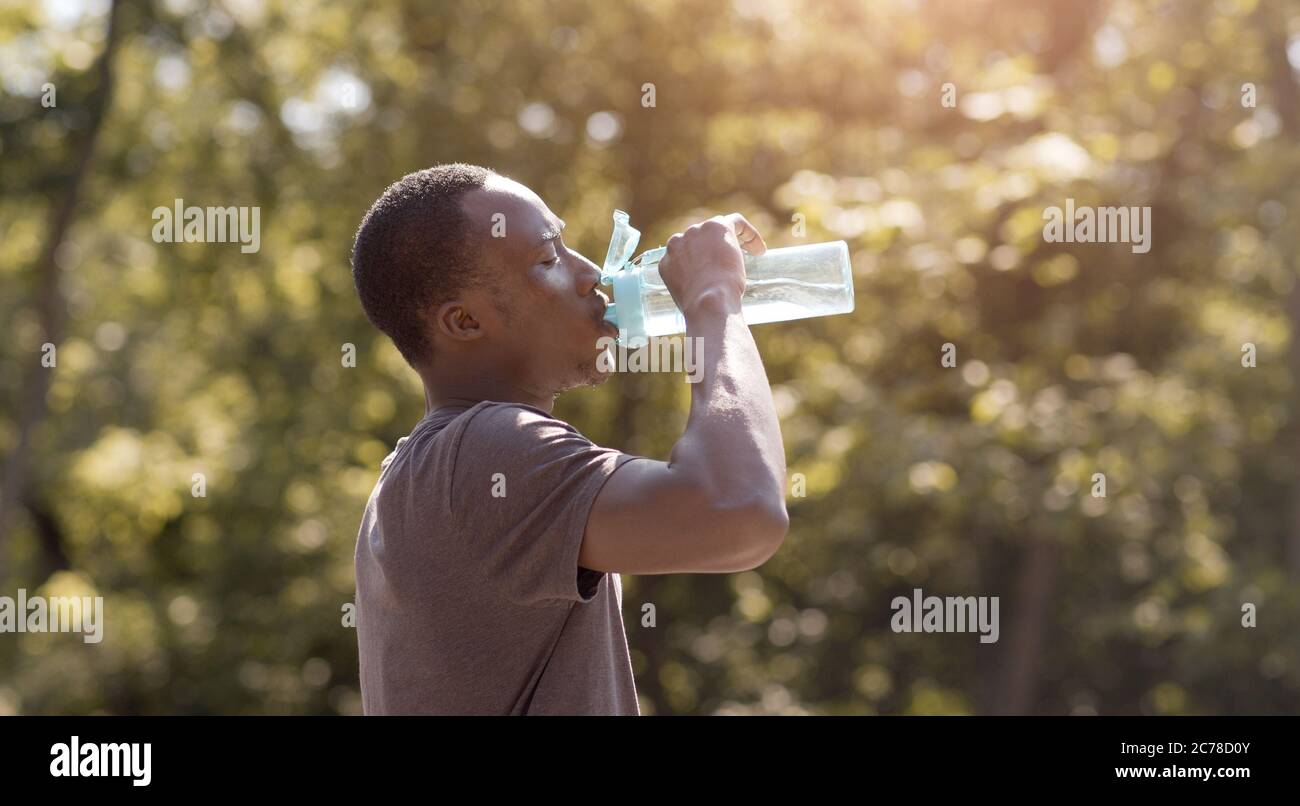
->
[586, 339, 619, 386]
[554, 355, 615, 392]
[579, 364, 615, 389]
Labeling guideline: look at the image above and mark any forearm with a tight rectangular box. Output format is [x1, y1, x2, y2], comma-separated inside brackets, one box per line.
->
[668, 294, 788, 511]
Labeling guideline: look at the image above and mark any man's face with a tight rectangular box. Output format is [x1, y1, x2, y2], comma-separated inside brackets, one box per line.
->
[457, 175, 617, 396]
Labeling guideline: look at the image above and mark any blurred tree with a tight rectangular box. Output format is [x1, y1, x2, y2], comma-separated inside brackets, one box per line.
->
[0, 0, 1297, 715]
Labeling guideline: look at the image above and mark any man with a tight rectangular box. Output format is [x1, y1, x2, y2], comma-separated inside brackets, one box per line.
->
[350, 163, 789, 715]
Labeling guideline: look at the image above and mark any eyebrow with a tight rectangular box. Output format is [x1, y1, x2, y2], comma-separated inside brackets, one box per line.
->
[536, 218, 566, 247]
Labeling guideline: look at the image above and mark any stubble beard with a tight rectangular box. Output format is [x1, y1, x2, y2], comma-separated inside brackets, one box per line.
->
[559, 343, 614, 392]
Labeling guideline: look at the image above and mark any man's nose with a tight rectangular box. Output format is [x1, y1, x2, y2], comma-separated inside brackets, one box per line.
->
[573, 250, 603, 293]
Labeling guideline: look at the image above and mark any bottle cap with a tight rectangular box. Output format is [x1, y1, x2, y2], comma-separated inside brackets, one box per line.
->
[601, 210, 641, 281]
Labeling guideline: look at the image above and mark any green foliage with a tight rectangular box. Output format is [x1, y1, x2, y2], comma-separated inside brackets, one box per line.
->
[1, 0, 1298, 714]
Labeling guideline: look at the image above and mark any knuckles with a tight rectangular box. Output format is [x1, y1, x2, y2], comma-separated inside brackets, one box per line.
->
[665, 218, 745, 264]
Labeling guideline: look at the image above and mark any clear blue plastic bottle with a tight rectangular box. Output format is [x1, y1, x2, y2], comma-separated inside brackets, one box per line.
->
[600, 210, 855, 342]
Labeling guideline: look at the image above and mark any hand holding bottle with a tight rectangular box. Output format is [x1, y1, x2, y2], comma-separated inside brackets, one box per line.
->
[600, 209, 853, 341]
[657, 214, 768, 319]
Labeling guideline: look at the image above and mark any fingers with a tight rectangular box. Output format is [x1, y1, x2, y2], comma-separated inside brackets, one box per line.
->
[717, 213, 767, 256]
[662, 213, 766, 268]
[660, 232, 683, 274]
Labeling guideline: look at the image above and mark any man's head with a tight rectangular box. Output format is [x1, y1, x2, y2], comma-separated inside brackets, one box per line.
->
[351, 164, 616, 399]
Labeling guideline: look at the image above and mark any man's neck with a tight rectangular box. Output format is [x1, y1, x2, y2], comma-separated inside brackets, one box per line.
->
[420, 366, 555, 415]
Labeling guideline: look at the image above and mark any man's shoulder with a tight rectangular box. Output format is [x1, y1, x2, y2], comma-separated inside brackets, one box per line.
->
[457, 400, 588, 446]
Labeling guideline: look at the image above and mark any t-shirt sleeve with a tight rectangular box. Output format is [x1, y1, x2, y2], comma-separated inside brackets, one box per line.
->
[449, 403, 639, 607]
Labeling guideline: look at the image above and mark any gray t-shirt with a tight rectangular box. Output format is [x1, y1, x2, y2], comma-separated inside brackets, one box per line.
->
[354, 400, 641, 715]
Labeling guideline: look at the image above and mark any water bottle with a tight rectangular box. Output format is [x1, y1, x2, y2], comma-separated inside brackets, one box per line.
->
[599, 210, 855, 342]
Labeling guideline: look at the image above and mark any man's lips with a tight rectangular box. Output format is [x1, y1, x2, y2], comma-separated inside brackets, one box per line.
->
[594, 293, 617, 335]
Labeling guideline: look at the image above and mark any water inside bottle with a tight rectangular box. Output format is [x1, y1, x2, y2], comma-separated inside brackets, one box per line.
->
[632, 241, 853, 338]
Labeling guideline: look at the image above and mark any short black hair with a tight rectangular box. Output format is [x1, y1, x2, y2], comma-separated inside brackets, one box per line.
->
[350, 163, 494, 367]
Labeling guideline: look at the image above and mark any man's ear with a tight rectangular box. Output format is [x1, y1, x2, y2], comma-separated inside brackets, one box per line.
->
[432, 299, 486, 342]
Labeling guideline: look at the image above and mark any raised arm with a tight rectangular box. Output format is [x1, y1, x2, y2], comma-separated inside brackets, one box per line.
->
[581, 215, 789, 575]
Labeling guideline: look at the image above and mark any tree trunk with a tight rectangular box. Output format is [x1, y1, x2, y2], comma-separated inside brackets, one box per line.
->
[1262, 18, 1300, 578]
[992, 537, 1060, 714]
[0, 0, 125, 578]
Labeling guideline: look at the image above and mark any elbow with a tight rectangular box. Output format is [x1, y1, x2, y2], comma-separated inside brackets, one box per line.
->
[750, 499, 790, 568]
[719, 497, 789, 572]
